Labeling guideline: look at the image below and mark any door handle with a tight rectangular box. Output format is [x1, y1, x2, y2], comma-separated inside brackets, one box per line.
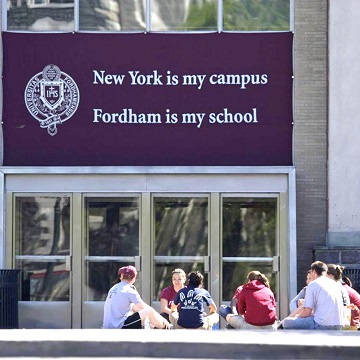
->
[65, 255, 72, 271]
[135, 256, 141, 272]
[272, 256, 280, 272]
[204, 256, 210, 273]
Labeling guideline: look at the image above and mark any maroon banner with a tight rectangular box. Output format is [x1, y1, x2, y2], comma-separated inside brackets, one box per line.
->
[2, 32, 293, 166]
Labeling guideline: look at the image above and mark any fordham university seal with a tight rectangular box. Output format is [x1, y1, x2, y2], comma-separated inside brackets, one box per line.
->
[24, 64, 80, 136]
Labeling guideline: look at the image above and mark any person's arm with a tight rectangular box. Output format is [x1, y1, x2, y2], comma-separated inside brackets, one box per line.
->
[160, 298, 172, 315]
[208, 303, 217, 315]
[289, 288, 305, 312]
[229, 297, 238, 315]
[237, 293, 246, 315]
[131, 301, 146, 312]
[296, 307, 312, 318]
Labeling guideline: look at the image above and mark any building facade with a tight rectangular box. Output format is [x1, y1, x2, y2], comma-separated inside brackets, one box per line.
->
[0, 0, 358, 329]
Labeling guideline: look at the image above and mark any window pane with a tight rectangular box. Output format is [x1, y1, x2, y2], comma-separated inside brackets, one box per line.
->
[7, 1, 74, 31]
[153, 196, 208, 301]
[15, 196, 71, 256]
[15, 196, 71, 302]
[85, 261, 139, 301]
[222, 262, 276, 301]
[222, 197, 276, 257]
[18, 261, 69, 301]
[79, 0, 145, 31]
[154, 197, 208, 256]
[222, 197, 277, 301]
[151, 0, 217, 31]
[84, 197, 140, 301]
[86, 198, 139, 257]
[223, 0, 290, 31]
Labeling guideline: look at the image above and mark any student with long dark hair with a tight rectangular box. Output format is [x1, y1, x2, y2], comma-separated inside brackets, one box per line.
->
[171, 271, 219, 329]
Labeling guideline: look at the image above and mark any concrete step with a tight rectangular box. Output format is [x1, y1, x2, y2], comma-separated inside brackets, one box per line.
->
[0, 329, 359, 359]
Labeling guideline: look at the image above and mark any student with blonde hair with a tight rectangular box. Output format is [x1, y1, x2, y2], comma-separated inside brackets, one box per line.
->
[219, 270, 278, 330]
[159, 268, 186, 322]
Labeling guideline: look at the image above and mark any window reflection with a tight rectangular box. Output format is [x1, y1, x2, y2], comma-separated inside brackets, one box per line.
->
[15, 196, 71, 301]
[223, 0, 290, 31]
[19, 262, 69, 301]
[222, 262, 276, 301]
[154, 197, 208, 256]
[222, 197, 277, 300]
[153, 197, 208, 300]
[7, 0, 74, 31]
[151, 0, 217, 31]
[85, 198, 140, 301]
[6, 0, 290, 32]
[15, 197, 70, 256]
[79, 0, 145, 31]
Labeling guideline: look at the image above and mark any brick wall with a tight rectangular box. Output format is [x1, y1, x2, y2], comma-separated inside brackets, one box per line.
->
[294, 1, 328, 289]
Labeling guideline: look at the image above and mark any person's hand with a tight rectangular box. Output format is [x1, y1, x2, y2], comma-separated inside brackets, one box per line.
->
[297, 299, 305, 307]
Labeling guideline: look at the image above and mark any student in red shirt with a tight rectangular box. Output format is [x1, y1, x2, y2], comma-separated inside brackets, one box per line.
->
[220, 270, 278, 330]
[159, 268, 186, 322]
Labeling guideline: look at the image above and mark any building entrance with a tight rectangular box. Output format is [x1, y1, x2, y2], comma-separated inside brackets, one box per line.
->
[3, 169, 294, 328]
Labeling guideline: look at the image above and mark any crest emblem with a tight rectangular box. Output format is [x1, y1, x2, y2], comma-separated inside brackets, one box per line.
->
[24, 64, 80, 136]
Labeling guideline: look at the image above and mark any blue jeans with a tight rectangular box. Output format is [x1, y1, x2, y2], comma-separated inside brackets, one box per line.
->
[283, 316, 342, 330]
[219, 305, 233, 320]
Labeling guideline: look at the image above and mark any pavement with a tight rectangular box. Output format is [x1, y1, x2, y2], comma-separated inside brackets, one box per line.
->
[0, 329, 359, 359]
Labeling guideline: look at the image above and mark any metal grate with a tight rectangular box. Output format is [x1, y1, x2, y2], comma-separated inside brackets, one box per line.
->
[343, 268, 360, 294]
[0, 270, 21, 329]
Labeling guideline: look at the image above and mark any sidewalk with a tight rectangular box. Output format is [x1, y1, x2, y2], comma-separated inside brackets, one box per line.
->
[0, 329, 359, 359]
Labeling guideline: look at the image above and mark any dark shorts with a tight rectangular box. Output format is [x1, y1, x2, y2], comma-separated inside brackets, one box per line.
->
[122, 312, 142, 329]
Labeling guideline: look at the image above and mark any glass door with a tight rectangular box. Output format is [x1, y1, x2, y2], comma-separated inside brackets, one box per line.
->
[152, 195, 210, 308]
[221, 196, 279, 313]
[13, 195, 72, 328]
[82, 196, 140, 328]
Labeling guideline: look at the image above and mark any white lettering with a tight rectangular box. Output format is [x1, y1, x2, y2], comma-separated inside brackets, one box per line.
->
[93, 70, 125, 85]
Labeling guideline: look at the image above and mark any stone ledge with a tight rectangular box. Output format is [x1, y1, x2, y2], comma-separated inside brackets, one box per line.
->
[0, 329, 359, 359]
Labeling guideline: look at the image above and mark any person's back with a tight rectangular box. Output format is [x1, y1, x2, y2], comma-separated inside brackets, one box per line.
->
[238, 279, 277, 326]
[283, 261, 344, 330]
[173, 271, 219, 330]
[344, 283, 360, 308]
[304, 275, 344, 327]
[176, 286, 210, 328]
[103, 281, 140, 329]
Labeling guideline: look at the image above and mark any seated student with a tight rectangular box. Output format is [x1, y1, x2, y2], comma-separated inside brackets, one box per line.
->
[219, 271, 278, 330]
[342, 274, 360, 328]
[159, 268, 186, 322]
[289, 270, 312, 313]
[326, 264, 350, 306]
[171, 271, 219, 330]
[103, 265, 172, 329]
[282, 261, 344, 330]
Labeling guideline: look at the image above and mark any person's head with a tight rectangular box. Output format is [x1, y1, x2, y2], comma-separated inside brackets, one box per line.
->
[118, 265, 137, 284]
[171, 268, 186, 289]
[326, 264, 344, 282]
[306, 270, 312, 285]
[342, 275, 353, 287]
[247, 270, 270, 288]
[187, 271, 204, 288]
[310, 261, 328, 279]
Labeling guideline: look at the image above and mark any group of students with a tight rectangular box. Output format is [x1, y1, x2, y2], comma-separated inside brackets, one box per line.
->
[102, 261, 360, 330]
[281, 261, 360, 330]
[102, 266, 219, 330]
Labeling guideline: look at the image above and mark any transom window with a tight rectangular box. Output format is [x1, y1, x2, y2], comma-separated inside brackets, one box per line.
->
[5, 0, 291, 32]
